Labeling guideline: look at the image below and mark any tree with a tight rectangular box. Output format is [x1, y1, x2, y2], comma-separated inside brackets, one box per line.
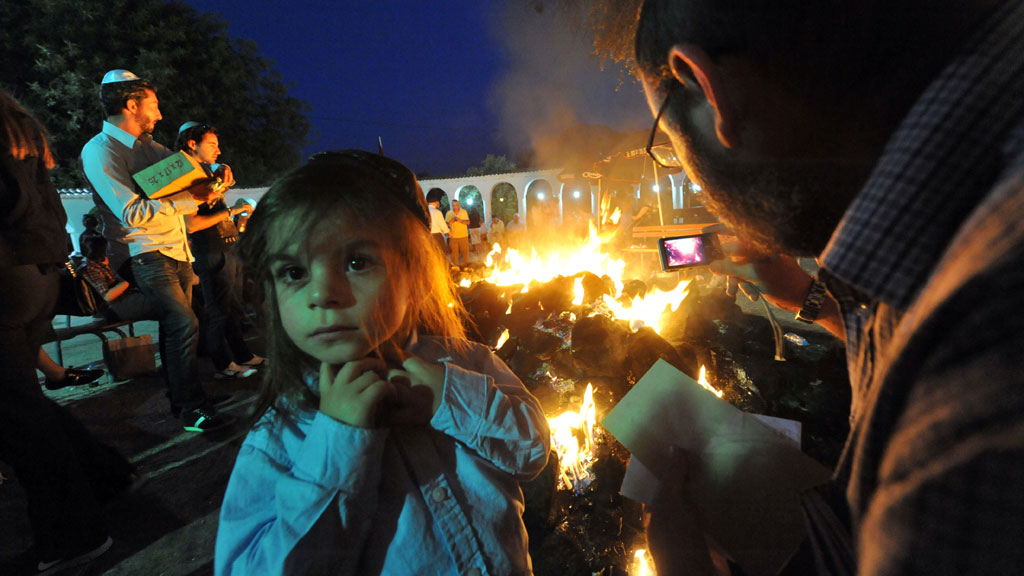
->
[466, 154, 518, 177]
[0, 0, 310, 188]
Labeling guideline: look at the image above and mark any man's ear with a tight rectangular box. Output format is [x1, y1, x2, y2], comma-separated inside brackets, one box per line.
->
[124, 98, 139, 115]
[668, 44, 741, 148]
[187, 139, 197, 153]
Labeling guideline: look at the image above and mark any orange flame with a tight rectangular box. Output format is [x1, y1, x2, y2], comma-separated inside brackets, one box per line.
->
[480, 222, 690, 336]
[631, 548, 656, 576]
[547, 383, 598, 493]
[697, 365, 724, 398]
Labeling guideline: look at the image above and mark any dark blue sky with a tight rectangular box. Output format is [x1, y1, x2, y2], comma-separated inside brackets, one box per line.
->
[182, 0, 649, 176]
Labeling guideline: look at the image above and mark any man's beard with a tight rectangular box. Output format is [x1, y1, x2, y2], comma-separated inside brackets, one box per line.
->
[679, 127, 867, 257]
[136, 111, 156, 134]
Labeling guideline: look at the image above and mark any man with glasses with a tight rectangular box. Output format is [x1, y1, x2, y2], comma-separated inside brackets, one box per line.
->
[634, 0, 1024, 574]
[81, 70, 234, 432]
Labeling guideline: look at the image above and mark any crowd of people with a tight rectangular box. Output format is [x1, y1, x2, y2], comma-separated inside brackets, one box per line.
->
[4, 0, 1024, 571]
[425, 186, 520, 269]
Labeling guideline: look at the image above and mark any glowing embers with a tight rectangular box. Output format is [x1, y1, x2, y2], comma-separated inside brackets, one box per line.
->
[547, 382, 598, 494]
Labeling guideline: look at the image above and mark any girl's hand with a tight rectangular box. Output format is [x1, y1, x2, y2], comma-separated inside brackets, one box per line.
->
[318, 358, 392, 428]
[379, 354, 446, 427]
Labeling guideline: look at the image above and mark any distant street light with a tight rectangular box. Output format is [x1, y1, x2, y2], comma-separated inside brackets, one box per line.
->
[537, 192, 546, 200]
[572, 190, 581, 199]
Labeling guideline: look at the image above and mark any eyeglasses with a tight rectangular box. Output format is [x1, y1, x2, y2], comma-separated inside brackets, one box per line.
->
[646, 84, 683, 169]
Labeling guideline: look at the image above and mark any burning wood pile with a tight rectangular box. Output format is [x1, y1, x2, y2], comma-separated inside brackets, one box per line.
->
[455, 229, 850, 576]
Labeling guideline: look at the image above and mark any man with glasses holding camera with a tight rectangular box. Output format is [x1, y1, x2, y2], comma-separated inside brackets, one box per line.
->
[633, 0, 1024, 574]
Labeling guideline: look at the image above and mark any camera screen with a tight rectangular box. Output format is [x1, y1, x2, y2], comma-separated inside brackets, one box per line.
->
[663, 235, 707, 267]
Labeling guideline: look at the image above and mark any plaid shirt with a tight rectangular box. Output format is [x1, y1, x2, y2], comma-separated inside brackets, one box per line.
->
[816, 1, 1024, 573]
[80, 259, 118, 299]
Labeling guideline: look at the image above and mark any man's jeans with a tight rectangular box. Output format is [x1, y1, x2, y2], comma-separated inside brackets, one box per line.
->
[194, 248, 253, 371]
[131, 251, 206, 411]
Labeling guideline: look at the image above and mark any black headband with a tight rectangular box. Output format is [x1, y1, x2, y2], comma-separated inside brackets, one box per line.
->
[307, 150, 429, 228]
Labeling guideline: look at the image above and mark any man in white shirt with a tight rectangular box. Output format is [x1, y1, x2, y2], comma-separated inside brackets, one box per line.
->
[80, 69, 232, 433]
[426, 189, 449, 259]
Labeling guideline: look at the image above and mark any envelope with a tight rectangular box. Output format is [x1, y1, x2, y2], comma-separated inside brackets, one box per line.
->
[602, 359, 832, 576]
[132, 151, 210, 199]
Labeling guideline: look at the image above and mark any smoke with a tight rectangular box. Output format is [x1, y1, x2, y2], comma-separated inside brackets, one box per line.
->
[488, 1, 651, 167]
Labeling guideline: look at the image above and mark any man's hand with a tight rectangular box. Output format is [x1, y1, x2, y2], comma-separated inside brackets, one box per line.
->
[379, 354, 446, 426]
[709, 237, 814, 313]
[708, 233, 846, 339]
[214, 164, 235, 187]
[645, 447, 730, 576]
[232, 199, 254, 214]
[319, 358, 393, 428]
[186, 178, 221, 203]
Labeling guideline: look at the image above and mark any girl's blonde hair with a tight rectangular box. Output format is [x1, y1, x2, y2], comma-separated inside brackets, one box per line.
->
[241, 151, 468, 422]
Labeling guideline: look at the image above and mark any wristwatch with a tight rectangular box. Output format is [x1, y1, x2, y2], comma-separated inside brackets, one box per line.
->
[795, 276, 828, 323]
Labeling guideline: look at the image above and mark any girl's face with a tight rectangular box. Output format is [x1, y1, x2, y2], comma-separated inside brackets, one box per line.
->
[270, 220, 408, 365]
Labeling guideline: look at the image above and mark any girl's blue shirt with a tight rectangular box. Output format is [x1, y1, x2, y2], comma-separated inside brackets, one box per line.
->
[215, 334, 551, 575]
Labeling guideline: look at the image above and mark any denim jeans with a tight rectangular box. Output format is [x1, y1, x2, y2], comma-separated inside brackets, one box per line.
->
[130, 251, 206, 411]
[193, 248, 253, 371]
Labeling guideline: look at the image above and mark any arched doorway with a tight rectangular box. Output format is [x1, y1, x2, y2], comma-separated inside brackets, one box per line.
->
[561, 179, 595, 238]
[524, 179, 556, 228]
[490, 182, 518, 223]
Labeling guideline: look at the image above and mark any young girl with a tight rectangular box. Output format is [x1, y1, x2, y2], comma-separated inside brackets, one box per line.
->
[215, 150, 550, 575]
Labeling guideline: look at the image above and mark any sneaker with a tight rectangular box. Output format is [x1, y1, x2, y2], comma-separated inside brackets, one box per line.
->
[21, 535, 113, 576]
[170, 393, 233, 418]
[239, 355, 267, 368]
[182, 406, 235, 433]
[43, 367, 105, 390]
[214, 361, 258, 380]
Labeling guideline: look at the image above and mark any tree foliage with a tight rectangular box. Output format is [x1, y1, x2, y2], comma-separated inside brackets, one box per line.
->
[466, 154, 518, 176]
[0, 0, 310, 188]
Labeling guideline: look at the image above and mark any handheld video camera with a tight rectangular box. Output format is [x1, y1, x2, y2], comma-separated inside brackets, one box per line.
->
[658, 232, 722, 271]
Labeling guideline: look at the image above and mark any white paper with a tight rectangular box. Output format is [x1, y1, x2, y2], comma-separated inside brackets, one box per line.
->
[602, 359, 831, 576]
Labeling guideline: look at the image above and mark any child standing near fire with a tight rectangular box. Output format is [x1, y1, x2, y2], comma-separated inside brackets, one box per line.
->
[215, 150, 550, 575]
